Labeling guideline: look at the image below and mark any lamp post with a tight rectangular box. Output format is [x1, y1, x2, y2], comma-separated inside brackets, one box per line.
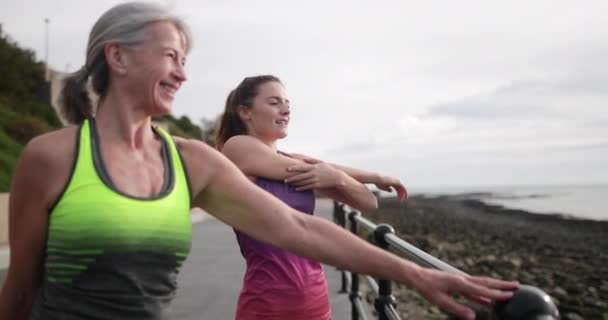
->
[45, 18, 50, 81]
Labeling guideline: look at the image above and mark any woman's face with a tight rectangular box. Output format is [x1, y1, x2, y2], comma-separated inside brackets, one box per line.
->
[241, 81, 291, 143]
[122, 21, 188, 115]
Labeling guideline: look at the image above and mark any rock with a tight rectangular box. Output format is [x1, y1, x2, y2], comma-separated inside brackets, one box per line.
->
[483, 254, 497, 262]
[553, 287, 568, 299]
[525, 255, 538, 264]
[508, 257, 522, 268]
[584, 296, 606, 309]
[371, 195, 608, 320]
[429, 306, 441, 314]
[465, 257, 475, 266]
[563, 312, 584, 320]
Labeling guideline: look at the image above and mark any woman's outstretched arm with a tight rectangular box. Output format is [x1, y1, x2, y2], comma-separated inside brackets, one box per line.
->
[179, 139, 518, 320]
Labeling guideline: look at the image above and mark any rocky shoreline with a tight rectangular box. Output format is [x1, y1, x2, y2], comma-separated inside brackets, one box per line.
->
[363, 195, 607, 320]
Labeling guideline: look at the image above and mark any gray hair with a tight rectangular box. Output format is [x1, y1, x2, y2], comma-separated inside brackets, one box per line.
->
[60, 2, 192, 124]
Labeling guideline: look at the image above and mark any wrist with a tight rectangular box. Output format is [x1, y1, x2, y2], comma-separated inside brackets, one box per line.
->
[371, 172, 384, 184]
[398, 261, 425, 289]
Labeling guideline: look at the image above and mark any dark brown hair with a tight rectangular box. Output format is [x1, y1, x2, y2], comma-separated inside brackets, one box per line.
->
[215, 75, 281, 150]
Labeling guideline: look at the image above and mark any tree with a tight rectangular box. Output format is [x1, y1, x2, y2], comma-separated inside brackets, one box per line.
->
[200, 116, 219, 148]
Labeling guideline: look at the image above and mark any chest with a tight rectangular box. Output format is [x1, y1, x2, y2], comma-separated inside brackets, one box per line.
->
[255, 177, 315, 214]
[99, 143, 168, 198]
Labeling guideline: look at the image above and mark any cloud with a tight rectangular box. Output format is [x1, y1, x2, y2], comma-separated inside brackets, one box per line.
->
[3, 0, 608, 187]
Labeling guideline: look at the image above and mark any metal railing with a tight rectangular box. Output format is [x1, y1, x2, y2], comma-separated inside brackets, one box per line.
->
[332, 202, 561, 320]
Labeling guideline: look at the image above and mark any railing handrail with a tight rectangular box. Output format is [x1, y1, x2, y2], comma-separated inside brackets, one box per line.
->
[351, 210, 463, 274]
[333, 201, 561, 320]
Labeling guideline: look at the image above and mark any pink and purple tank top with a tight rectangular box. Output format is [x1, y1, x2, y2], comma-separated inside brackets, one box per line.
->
[233, 172, 331, 320]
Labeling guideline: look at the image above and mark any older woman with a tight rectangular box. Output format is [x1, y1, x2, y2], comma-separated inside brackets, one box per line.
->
[0, 2, 517, 320]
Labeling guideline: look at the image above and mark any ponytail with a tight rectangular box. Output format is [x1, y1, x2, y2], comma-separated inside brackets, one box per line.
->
[216, 89, 245, 150]
[59, 66, 93, 125]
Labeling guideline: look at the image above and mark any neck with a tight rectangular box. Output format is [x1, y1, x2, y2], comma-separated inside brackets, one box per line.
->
[95, 92, 156, 151]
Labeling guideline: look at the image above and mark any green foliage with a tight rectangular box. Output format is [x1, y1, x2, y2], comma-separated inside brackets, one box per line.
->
[5, 116, 52, 145]
[166, 122, 188, 138]
[200, 116, 218, 148]
[1, 95, 60, 127]
[0, 99, 17, 127]
[0, 129, 23, 191]
[153, 114, 208, 142]
[0, 25, 59, 191]
[175, 115, 202, 139]
[0, 26, 46, 100]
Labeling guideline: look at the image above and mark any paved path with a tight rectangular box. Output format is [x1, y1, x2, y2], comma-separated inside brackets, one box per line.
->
[171, 199, 350, 319]
[0, 200, 351, 319]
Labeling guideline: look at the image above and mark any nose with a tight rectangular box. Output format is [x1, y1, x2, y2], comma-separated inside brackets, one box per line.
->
[173, 63, 187, 83]
[281, 103, 290, 115]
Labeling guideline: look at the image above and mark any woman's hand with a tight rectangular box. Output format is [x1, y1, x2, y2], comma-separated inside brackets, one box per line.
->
[375, 175, 408, 201]
[413, 268, 519, 320]
[285, 163, 345, 191]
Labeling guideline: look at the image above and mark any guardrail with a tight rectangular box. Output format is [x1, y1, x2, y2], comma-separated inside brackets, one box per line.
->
[332, 202, 561, 320]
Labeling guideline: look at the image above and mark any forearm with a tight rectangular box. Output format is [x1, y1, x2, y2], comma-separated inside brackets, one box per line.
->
[324, 171, 378, 211]
[0, 281, 35, 320]
[285, 212, 421, 287]
[328, 163, 381, 184]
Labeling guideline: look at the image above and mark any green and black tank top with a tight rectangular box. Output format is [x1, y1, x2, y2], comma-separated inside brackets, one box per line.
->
[30, 118, 193, 320]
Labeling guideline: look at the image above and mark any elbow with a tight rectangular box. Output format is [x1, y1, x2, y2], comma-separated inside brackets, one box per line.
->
[354, 195, 378, 212]
[371, 197, 379, 210]
[267, 208, 309, 251]
[364, 196, 379, 211]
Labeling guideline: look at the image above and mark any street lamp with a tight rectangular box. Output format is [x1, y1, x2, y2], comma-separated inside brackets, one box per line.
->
[45, 18, 50, 81]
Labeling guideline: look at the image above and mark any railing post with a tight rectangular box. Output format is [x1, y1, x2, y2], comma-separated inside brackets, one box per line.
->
[373, 224, 398, 320]
[333, 201, 340, 224]
[334, 202, 348, 294]
[349, 211, 362, 320]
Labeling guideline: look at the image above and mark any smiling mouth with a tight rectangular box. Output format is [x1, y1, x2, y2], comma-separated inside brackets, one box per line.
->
[275, 119, 288, 125]
[160, 82, 178, 96]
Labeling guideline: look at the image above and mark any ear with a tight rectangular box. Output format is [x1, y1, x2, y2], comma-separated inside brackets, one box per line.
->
[237, 105, 251, 121]
[104, 43, 128, 76]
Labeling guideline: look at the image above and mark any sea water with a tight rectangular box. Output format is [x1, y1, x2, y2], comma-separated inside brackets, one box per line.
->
[410, 184, 608, 221]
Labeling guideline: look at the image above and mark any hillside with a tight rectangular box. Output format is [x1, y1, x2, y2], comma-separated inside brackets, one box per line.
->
[0, 25, 61, 191]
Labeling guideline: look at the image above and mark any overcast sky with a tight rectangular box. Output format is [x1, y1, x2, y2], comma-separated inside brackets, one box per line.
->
[1, 0, 607, 190]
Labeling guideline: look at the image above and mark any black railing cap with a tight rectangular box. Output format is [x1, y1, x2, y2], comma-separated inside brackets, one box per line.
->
[494, 285, 560, 320]
[373, 224, 395, 247]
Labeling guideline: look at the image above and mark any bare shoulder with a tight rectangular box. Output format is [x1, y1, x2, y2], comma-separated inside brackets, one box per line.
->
[21, 126, 79, 172]
[221, 135, 304, 179]
[174, 136, 224, 166]
[221, 135, 268, 157]
[221, 135, 278, 168]
[13, 126, 80, 209]
[173, 137, 231, 194]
